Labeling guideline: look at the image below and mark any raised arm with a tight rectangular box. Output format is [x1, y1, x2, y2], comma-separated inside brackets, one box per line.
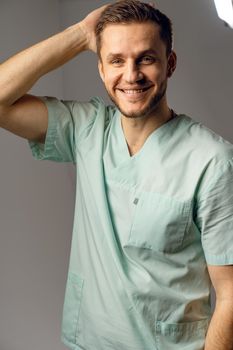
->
[0, 4, 107, 143]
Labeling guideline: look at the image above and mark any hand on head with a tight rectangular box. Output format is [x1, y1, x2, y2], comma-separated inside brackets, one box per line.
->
[79, 4, 109, 53]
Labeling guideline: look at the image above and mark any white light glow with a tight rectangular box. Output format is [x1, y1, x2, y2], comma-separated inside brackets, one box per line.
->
[214, 0, 233, 28]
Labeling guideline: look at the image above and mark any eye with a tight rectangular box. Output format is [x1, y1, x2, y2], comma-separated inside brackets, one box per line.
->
[139, 56, 155, 64]
[111, 58, 124, 66]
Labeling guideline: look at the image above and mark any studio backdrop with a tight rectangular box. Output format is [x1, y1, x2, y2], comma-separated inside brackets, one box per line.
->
[0, 1, 232, 350]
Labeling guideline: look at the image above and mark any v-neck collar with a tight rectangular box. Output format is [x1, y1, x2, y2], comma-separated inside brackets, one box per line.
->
[115, 109, 180, 160]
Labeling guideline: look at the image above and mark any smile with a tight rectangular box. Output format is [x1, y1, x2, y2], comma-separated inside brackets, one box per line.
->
[118, 86, 152, 94]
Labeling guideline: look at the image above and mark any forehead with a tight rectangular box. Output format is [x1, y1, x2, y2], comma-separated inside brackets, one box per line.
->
[100, 22, 166, 57]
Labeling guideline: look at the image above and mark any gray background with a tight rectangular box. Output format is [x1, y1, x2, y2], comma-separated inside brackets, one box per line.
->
[0, 1, 233, 349]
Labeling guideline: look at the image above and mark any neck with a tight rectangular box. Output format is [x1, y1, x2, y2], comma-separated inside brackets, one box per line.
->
[120, 103, 173, 156]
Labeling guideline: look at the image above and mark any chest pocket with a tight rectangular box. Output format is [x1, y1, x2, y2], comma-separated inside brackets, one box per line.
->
[127, 192, 192, 254]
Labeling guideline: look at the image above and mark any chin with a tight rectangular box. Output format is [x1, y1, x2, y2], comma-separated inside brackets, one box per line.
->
[114, 98, 160, 119]
[108, 84, 167, 119]
[117, 106, 150, 119]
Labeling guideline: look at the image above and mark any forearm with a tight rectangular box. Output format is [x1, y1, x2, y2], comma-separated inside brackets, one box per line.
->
[204, 301, 233, 350]
[0, 22, 87, 107]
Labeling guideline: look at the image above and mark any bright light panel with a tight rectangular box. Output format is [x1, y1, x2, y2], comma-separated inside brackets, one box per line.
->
[214, 0, 233, 28]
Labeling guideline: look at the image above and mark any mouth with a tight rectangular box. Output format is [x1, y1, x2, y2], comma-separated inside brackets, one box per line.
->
[117, 86, 152, 95]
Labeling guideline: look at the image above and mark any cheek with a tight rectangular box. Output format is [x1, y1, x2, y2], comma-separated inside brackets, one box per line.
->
[154, 70, 168, 88]
[104, 70, 121, 88]
[142, 66, 165, 83]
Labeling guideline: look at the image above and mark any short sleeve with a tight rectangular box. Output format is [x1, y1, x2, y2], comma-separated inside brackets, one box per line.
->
[194, 158, 233, 265]
[28, 96, 100, 163]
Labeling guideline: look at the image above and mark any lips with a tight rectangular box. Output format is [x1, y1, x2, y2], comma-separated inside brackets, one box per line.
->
[116, 85, 153, 102]
[118, 86, 152, 94]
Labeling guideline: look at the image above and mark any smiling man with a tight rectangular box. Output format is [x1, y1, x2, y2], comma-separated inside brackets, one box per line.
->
[0, 1, 233, 350]
[97, 22, 174, 120]
[96, 6, 177, 156]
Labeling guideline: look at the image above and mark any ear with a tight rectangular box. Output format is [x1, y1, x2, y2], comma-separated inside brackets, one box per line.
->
[98, 60, 105, 82]
[167, 51, 177, 78]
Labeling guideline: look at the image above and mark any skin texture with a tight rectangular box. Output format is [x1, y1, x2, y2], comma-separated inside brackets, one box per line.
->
[98, 22, 177, 155]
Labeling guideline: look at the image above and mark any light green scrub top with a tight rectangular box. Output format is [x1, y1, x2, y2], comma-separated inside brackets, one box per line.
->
[28, 96, 233, 350]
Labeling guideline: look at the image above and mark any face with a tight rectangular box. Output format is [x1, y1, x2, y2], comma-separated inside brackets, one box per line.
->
[98, 22, 177, 120]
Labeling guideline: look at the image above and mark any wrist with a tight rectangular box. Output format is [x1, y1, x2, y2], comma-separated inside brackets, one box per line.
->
[78, 20, 97, 53]
[65, 21, 89, 52]
[76, 20, 92, 51]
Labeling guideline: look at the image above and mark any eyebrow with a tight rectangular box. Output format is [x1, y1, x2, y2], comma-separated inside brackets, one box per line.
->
[106, 49, 158, 61]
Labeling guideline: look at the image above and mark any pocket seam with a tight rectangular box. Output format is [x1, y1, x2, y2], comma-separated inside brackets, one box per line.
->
[62, 272, 84, 345]
[128, 192, 192, 253]
[155, 317, 210, 336]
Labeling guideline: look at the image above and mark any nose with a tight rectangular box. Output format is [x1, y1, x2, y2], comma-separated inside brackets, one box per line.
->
[123, 61, 143, 84]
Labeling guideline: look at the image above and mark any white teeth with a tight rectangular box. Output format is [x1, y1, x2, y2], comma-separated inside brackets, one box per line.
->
[123, 89, 144, 94]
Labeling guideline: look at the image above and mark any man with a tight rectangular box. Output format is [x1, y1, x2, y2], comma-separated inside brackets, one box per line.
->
[0, 1, 233, 349]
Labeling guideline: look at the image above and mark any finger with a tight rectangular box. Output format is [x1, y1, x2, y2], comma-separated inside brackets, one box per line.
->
[149, 2, 156, 8]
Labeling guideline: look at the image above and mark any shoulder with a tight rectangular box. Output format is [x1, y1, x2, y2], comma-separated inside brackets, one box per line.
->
[72, 97, 117, 122]
[174, 114, 233, 199]
[176, 114, 233, 163]
[47, 96, 117, 129]
[43, 96, 110, 115]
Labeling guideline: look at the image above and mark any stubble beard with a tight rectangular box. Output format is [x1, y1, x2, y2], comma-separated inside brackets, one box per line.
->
[107, 80, 168, 120]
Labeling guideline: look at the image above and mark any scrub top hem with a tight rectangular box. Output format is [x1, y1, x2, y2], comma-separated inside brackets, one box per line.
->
[61, 336, 84, 350]
[204, 251, 233, 265]
[27, 96, 63, 162]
